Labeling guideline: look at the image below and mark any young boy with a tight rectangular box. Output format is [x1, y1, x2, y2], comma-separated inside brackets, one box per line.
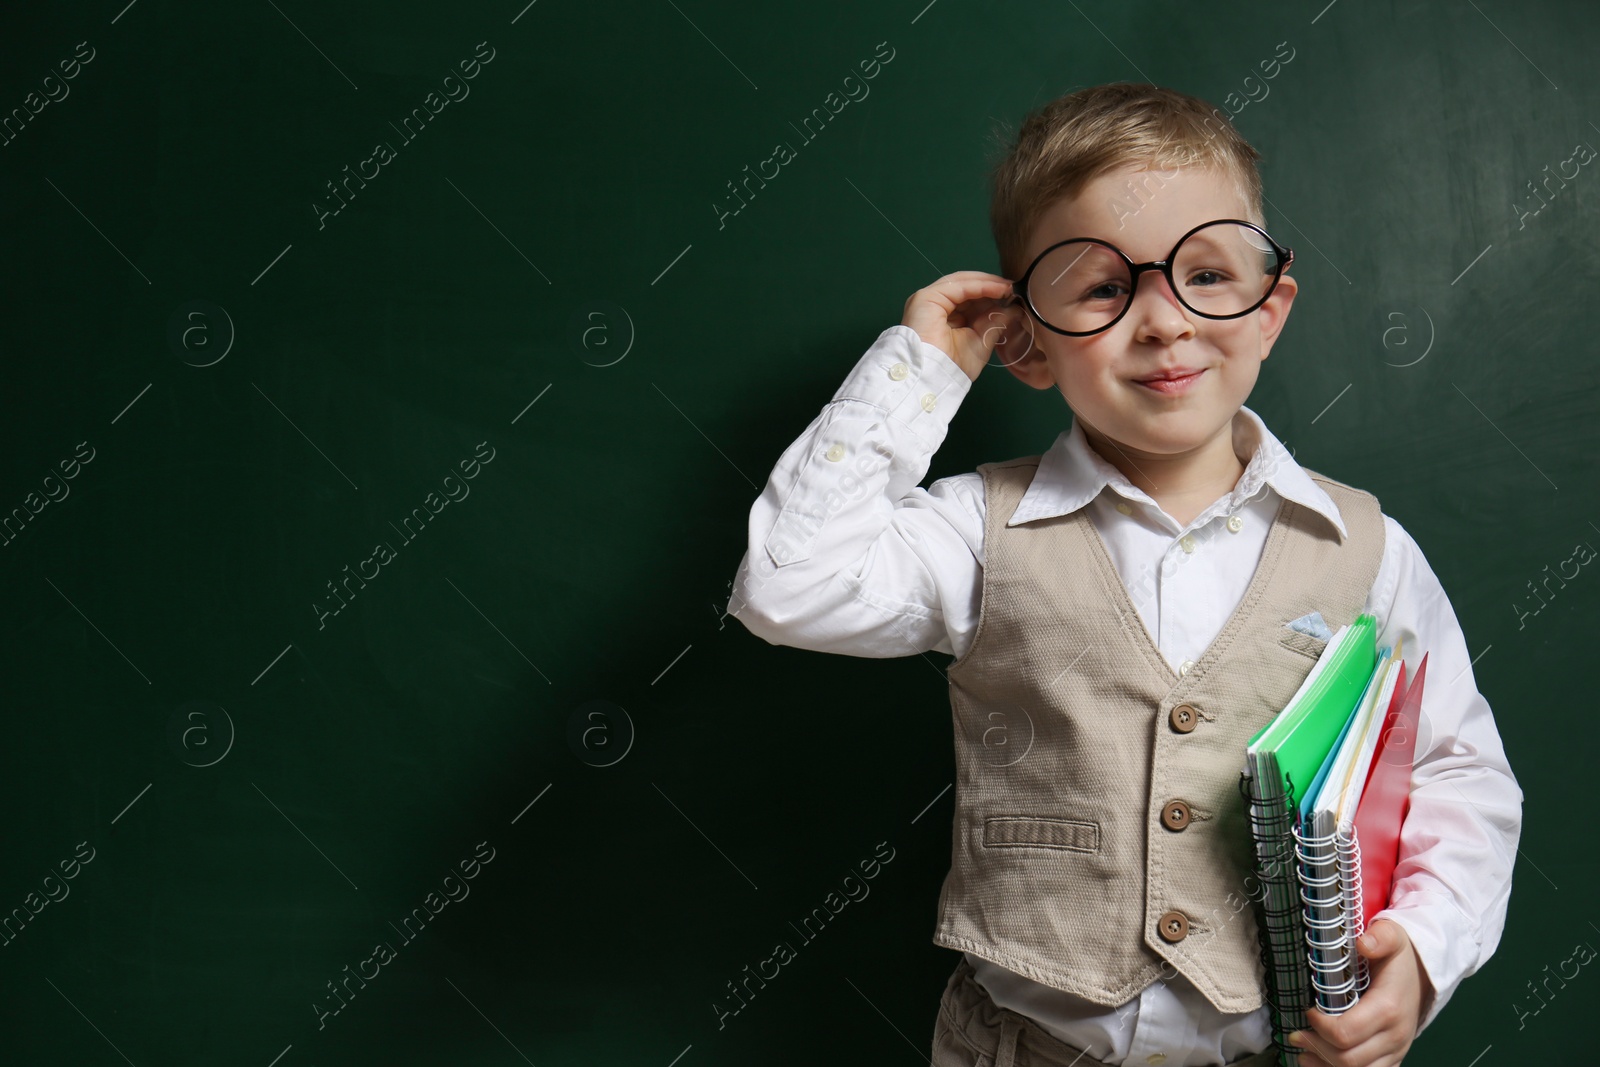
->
[727, 82, 1522, 1067]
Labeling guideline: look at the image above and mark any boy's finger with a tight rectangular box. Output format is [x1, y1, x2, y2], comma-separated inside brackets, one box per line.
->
[923, 273, 1014, 309]
[1358, 918, 1404, 959]
[953, 294, 1009, 320]
[1306, 990, 1386, 1049]
[933, 269, 1014, 286]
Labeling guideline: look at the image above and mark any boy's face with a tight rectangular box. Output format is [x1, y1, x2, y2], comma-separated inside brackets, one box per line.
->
[999, 162, 1297, 467]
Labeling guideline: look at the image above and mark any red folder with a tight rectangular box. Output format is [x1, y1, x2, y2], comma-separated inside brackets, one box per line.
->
[1352, 653, 1428, 928]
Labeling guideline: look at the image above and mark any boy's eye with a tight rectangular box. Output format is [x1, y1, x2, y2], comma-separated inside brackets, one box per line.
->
[1187, 269, 1227, 287]
[1085, 280, 1128, 301]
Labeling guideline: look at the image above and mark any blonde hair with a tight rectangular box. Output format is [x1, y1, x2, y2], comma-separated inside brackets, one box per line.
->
[987, 82, 1266, 280]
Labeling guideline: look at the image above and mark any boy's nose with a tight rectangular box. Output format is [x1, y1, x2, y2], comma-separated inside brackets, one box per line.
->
[1128, 272, 1194, 334]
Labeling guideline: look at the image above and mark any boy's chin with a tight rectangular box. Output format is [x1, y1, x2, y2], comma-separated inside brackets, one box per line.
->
[1088, 413, 1233, 459]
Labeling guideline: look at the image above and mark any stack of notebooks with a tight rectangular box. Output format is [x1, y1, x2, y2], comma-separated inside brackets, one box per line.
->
[1237, 612, 1428, 1064]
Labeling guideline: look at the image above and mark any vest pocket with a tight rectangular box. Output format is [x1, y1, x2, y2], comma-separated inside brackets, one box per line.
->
[982, 815, 1099, 853]
[1277, 627, 1329, 660]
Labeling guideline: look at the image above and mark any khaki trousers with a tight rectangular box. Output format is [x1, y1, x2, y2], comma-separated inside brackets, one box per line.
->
[930, 957, 1284, 1067]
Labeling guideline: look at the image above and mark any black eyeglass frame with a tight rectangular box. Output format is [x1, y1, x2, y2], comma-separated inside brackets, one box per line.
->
[1011, 218, 1295, 338]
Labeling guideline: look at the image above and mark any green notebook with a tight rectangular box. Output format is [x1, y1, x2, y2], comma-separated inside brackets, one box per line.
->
[1247, 614, 1379, 806]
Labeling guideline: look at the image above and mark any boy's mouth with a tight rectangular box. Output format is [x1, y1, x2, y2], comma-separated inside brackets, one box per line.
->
[1134, 367, 1205, 395]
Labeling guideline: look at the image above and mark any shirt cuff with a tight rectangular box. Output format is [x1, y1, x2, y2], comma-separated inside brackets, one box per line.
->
[1369, 888, 1480, 1033]
[829, 324, 973, 453]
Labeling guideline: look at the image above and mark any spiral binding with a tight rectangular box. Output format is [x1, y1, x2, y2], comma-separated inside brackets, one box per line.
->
[1291, 817, 1361, 1014]
[1238, 765, 1310, 1065]
[1342, 827, 1371, 995]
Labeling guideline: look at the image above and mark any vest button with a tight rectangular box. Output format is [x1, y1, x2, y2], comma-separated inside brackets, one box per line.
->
[1168, 703, 1198, 733]
[1157, 910, 1189, 943]
[1161, 800, 1192, 831]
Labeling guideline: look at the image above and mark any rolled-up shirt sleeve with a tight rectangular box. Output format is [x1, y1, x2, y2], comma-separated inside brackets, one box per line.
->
[727, 325, 986, 659]
[1365, 515, 1524, 1033]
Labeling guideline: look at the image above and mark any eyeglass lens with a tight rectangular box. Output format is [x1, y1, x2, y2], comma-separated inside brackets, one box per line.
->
[1026, 222, 1281, 334]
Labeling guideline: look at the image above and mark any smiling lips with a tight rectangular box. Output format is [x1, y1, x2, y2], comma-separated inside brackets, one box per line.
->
[1134, 367, 1205, 395]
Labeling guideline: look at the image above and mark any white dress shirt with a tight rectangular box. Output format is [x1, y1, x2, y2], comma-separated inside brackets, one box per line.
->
[729, 325, 1523, 1067]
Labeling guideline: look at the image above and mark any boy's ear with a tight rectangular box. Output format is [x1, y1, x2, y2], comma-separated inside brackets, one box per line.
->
[1256, 273, 1298, 358]
[991, 307, 1056, 390]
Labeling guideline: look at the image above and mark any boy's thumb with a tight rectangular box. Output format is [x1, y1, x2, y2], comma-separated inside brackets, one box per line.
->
[1357, 920, 1396, 959]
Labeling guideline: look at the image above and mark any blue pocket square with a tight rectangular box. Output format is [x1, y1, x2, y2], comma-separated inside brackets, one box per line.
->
[1284, 611, 1332, 640]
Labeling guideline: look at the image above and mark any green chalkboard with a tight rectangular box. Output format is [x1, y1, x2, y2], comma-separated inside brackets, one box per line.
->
[0, 1, 1591, 1063]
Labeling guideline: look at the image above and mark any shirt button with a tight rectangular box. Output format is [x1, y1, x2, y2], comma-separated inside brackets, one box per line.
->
[1178, 658, 1195, 676]
[1168, 703, 1198, 733]
[1226, 514, 1243, 533]
[1157, 910, 1189, 942]
[888, 362, 909, 381]
[921, 392, 937, 413]
[825, 443, 844, 462]
[1179, 535, 1196, 554]
[1161, 799, 1192, 831]
[1147, 1055, 1168, 1066]
[1115, 500, 1133, 515]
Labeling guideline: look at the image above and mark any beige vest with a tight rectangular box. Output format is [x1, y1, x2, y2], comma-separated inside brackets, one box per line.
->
[932, 454, 1385, 1013]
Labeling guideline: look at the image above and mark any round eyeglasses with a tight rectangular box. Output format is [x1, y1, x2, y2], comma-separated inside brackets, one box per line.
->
[1009, 219, 1294, 337]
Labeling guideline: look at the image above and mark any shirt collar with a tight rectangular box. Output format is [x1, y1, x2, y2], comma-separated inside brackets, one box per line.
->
[1005, 404, 1348, 541]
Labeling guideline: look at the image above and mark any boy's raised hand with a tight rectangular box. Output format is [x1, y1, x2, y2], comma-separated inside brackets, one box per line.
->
[901, 271, 1027, 383]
